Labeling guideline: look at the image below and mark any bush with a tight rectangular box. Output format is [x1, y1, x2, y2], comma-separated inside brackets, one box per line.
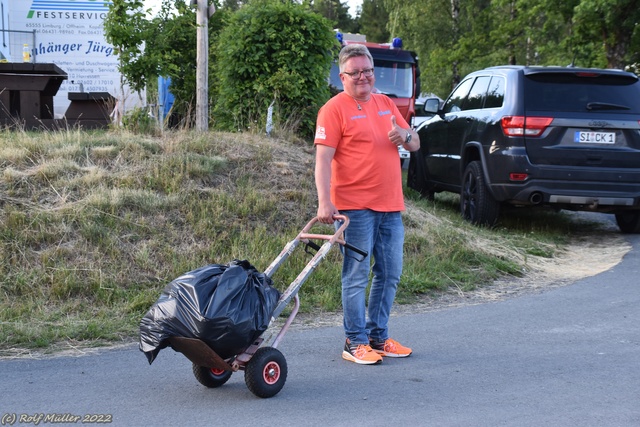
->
[213, 0, 338, 138]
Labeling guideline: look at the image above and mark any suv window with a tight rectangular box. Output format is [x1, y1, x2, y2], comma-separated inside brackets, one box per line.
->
[443, 76, 505, 112]
[524, 73, 640, 113]
[484, 76, 505, 108]
[443, 78, 473, 113]
[463, 76, 491, 110]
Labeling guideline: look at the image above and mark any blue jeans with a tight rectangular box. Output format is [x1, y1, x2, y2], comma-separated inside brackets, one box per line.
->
[339, 209, 404, 344]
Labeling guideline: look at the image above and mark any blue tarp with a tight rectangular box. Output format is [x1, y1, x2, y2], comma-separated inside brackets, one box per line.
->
[158, 76, 175, 123]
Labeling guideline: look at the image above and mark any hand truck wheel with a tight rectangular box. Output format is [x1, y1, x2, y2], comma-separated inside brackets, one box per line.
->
[244, 347, 287, 398]
[192, 363, 233, 388]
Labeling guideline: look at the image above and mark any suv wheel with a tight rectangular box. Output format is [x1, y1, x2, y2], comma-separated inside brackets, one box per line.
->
[461, 161, 500, 226]
[614, 211, 640, 234]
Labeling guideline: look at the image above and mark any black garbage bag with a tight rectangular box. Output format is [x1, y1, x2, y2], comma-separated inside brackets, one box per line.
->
[139, 259, 280, 364]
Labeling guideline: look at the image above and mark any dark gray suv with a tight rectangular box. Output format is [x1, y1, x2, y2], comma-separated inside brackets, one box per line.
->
[407, 65, 640, 233]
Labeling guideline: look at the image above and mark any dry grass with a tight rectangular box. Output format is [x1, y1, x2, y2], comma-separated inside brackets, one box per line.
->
[0, 128, 628, 357]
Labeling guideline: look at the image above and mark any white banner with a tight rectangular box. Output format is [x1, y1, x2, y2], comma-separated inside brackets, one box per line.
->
[9, 0, 143, 118]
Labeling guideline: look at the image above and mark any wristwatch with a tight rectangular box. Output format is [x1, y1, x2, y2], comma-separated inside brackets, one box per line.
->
[404, 130, 412, 144]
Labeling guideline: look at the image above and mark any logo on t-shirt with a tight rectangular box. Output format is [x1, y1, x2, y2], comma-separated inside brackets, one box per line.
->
[378, 110, 392, 116]
[315, 126, 326, 140]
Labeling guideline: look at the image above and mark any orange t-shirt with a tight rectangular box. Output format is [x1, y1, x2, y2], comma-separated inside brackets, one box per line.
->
[314, 92, 408, 212]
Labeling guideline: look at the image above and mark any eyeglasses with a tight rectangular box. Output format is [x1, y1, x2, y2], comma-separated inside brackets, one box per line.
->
[342, 68, 375, 80]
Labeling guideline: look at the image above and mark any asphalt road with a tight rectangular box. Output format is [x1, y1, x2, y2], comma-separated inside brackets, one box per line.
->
[2, 233, 639, 427]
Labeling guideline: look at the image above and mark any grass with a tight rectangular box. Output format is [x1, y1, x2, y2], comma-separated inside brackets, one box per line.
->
[0, 127, 612, 355]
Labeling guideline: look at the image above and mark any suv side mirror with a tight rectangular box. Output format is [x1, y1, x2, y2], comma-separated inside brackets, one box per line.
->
[424, 98, 440, 114]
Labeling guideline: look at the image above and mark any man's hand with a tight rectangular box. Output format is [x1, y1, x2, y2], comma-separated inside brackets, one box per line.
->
[388, 115, 420, 152]
[317, 202, 339, 224]
[388, 115, 406, 147]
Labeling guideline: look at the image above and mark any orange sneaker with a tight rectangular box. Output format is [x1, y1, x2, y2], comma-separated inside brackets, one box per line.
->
[369, 338, 412, 358]
[342, 339, 383, 365]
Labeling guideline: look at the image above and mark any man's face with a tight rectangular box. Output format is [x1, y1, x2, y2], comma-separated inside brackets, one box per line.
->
[340, 55, 375, 100]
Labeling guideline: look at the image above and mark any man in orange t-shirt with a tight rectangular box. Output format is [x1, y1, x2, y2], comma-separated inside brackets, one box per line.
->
[314, 44, 420, 365]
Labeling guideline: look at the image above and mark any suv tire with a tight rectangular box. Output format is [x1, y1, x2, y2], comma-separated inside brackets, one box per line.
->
[614, 212, 640, 234]
[461, 161, 500, 226]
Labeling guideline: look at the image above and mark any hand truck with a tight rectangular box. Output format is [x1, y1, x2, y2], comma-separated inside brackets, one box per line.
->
[167, 214, 366, 398]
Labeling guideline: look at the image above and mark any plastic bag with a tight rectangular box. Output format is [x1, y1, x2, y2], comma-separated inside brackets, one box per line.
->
[139, 259, 280, 364]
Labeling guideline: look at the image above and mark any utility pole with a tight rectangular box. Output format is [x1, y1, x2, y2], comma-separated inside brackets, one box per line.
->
[195, 0, 208, 131]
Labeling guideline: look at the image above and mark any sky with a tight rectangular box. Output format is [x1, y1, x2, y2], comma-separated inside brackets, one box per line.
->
[142, 0, 362, 18]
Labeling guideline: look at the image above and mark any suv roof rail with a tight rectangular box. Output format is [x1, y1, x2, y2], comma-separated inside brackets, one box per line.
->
[480, 65, 634, 78]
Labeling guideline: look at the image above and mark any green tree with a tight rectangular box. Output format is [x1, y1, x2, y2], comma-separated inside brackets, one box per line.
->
[385, 0, 463, 96]
[213, 0, 338, 137]
[104, 0, 155, 93]
[511, 0, 578, 67]
[143, 2, 197, 117]
[572, 0, 640, 69]
[146, 3, 230, 119]
[105, 0, 639, 134]
[479, 0, 580, 68]
[105, 1, 228, 120]
[387, 0, 639, 99]
[311, 0, 357, 33]
[360, 0, 390, 43]
[222, 0, 246, 10]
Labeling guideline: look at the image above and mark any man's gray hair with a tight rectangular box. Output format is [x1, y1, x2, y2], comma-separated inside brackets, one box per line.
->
[338, 44, 374, 73]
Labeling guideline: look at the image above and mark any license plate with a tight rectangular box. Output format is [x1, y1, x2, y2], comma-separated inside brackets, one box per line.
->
[574, 131, 616, 144]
